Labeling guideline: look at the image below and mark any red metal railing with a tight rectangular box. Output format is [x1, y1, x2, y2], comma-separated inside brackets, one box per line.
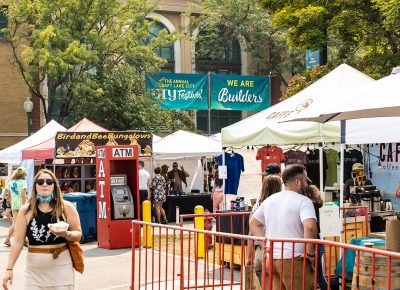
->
[131, 217, 398, 290]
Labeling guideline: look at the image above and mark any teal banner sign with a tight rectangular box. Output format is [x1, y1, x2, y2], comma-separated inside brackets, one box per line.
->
[211, 75, 270, 110]
[146, 73, 208, 110]
[306, 50, 321, 69]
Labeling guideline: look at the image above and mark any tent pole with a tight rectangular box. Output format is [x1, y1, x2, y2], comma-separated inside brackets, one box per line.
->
[222, 150, 226, 210]
[339, 144, 345, 245]
[205, 157, 209, 194]
[207, 72, 211, 136]
[319, 123, 324, 199]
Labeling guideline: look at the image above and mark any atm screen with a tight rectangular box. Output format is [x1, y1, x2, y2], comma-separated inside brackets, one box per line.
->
[115, 188, 125, 195]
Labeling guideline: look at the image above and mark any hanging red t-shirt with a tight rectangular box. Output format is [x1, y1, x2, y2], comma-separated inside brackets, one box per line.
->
[256, 146, 285, 173]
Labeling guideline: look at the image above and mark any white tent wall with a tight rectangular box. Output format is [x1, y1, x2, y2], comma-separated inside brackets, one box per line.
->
[226, 148, 261, 206]
[154, 159, 203, 193]
[344, 117, 400, 145]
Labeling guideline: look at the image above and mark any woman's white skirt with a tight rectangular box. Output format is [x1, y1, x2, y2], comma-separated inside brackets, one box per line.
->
[24, 249, 75, 289]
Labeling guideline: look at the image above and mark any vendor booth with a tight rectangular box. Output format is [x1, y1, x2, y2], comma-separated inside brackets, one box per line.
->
[221, 64, 374, 196]
[280, 68, 400, 285]
[153, 130, 221, 221]
[22, 118, 108, 160]
[218, 64, 396, 270]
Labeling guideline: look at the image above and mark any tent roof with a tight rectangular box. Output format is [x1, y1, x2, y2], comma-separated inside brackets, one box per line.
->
[22, 118, 108, 160]
[221, 64, 375, 147]
[153, 130, 221, 159]
[0, 120, 66, 163]
[302, 72, 400, 123]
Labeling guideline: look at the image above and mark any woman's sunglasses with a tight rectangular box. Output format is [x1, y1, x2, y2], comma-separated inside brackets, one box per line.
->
[36, 179, 55, 186]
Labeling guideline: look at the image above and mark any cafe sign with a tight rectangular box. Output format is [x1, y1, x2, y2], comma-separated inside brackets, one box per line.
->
[146, 73, 208, 110]
[211, 75, 270, 111]
[55, 131, 153, 158]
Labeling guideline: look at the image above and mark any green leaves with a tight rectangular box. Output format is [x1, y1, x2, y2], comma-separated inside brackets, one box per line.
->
[262, 0, 400, 78]
[4, 0, 191, 132]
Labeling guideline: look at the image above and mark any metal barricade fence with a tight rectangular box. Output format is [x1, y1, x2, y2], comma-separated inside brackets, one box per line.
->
[131, 219, 400, 290]
[131, 220, 267, 290]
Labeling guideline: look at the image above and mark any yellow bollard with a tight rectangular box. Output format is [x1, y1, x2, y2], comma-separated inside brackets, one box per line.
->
[194, 205, 205, 258]
[142, 200, 152, 248]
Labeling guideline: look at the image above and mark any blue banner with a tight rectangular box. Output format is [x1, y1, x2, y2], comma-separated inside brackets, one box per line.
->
[369, 143, 400, 211]
[146, 73, 208, 110]
[211, 75, 270, 111]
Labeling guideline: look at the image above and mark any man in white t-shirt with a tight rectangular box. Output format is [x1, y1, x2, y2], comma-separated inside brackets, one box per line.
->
[250, 164, 317, 290]
[138, 161, 151, 220]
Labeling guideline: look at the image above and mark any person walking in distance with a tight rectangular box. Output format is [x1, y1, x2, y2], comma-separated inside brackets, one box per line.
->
[138, 161, 151, 220]
[151, 167, 167, 224]
[212, 176, 224, 212]
[3, 167, 27, 247]
[2, 169, 82, 290]
[250, 164, 317, 290]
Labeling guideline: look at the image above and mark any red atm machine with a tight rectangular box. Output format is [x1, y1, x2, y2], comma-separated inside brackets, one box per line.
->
[96, 145, 140, 249]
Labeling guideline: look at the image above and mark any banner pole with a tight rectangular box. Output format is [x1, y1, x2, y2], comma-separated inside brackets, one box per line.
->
[207, 71, 211, 136]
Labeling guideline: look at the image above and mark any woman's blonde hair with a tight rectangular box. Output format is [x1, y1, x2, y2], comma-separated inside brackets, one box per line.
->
[259, 175, 282, 203]
[11, 167, 26, 180]
[26, 169, 64, 221]
[304, 185, 323, 208]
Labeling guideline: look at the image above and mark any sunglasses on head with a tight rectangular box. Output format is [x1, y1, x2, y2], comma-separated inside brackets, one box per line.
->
[36, 179, 55, 186]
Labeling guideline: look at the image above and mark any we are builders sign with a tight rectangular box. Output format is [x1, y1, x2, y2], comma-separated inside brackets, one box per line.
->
[146, 73, 270, 111]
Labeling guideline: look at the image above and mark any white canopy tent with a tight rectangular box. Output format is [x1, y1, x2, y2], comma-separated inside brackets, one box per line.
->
[297, 71, 400, 124]
[0, 120, 66, 164]
[281, 69, 400, 239]
[153, 130, 221, 160]
[221, 64, 374, 147]
[152, 130, 221, 192]
[221, 64, 375, 192]
[289, 70, 400, 145]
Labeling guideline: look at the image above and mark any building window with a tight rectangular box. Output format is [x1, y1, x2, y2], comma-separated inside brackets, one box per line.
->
[146, 21, 175, 73]
[196, 110, 242, 135]
[0, 6, 8, 38]
[195, 32, 242, 134]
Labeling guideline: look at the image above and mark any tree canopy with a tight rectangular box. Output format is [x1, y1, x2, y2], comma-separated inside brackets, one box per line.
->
[260, 0, 400, 78]
[187, 0, 302, 84]
[3, 0, 194, 132]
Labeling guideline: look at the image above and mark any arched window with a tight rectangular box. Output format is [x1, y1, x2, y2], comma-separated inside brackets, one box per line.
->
[147, 21, 175, 73]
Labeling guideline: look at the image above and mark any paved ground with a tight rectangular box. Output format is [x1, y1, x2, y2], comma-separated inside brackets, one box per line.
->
[0, 218, 133, 289]
[0, 217, 241, 290]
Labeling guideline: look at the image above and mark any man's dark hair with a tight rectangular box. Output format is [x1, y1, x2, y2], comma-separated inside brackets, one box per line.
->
[139, 161, 144, 167]
[282, 164, 306, 184]
[154, 167, 161, 174]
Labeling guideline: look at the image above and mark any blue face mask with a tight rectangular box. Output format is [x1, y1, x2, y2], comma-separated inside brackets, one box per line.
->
[36, 192, 55, 203]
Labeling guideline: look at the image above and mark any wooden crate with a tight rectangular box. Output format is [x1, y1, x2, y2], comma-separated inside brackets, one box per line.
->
[215, 242, 247, 268]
